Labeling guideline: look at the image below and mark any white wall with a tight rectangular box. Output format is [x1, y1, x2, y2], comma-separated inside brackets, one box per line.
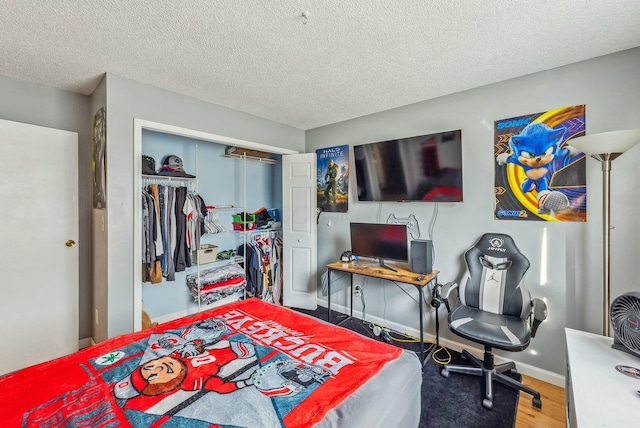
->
[305, 47, 640, 376]
[100, 74, 305, 340]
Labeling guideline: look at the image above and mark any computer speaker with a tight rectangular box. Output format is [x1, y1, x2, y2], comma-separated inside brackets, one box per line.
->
[410, 239, 433, 274]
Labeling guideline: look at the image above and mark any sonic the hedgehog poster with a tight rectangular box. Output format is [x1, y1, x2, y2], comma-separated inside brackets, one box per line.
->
[494, 105, 586, 222]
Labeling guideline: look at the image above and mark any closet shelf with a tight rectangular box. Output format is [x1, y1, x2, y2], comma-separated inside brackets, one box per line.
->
[143, 174, 197, 182]
[235, 226, 282, 235]
[195, 255, 245, 269]
[221, 153, 278, 164]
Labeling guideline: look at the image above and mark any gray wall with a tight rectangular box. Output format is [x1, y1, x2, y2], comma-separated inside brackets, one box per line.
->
[101, 74, 305, 339]
[0, 75, 93, 341]
[305, 47, 640, 376]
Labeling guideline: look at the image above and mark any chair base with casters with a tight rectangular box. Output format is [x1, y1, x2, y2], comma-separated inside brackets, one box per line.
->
[440, 346, 542, 410]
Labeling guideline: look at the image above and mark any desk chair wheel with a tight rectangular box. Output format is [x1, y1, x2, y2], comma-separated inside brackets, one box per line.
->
[482, 398, 493, 410]
[440, 367, 450, 378]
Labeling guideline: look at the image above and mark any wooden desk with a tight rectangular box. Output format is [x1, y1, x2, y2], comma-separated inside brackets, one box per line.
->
[325, 260, 439, 365]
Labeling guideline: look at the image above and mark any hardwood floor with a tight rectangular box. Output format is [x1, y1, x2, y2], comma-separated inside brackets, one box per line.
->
[516, 375, 566, 428]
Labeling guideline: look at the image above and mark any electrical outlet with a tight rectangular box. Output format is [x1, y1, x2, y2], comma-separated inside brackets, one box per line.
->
[354, 285, 362, 297]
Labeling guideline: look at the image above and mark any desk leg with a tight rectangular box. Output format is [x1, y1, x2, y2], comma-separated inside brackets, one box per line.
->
[337, 273, 354, 327]
[327, 269, 332, 323]
[350, 274, 353, 318]
[417, 285, 425, 366]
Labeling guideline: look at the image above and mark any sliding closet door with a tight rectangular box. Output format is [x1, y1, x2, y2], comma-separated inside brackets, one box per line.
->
[282, 153, 317, 309]
[0, 119, 78, 375]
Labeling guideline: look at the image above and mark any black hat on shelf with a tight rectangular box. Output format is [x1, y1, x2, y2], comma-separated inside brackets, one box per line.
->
[158, 155, 195, 178]
[142, 155, 157, 175]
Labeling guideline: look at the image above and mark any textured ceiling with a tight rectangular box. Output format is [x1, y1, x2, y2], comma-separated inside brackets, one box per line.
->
[1, 1, 640, 130]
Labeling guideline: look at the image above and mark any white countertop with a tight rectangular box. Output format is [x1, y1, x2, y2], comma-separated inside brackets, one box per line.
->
[565, 327, 640, 427]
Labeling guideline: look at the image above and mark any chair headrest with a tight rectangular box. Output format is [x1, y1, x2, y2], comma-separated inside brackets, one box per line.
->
[471, 233, 523, 259]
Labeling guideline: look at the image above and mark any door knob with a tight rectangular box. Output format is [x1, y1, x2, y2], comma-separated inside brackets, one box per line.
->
[65, 240, 76, 247]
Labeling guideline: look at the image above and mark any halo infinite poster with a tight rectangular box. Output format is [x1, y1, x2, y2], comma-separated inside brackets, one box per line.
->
[494, 105, 586, 222]
[316, 145, 349, 213]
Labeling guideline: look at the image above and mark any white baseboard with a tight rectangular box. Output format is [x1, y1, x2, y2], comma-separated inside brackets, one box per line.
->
[318, 298, 565, 388]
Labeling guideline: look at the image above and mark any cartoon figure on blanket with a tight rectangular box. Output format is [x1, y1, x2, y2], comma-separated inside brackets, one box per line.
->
[253, 359, 332, 397]
[496, 122, 580, 214]
[114, 318, 257, 399]
[114, 317, 330, 402]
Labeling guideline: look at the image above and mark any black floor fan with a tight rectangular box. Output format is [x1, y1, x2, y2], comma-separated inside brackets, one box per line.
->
[610, 292, 640, 357]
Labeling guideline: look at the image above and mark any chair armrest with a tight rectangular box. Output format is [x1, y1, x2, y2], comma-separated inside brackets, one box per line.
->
[530, 298, 548, 338]
[434, 281, 458, 312]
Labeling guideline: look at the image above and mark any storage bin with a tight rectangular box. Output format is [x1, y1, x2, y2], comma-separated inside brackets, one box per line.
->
[231, 213, 256, 224]
[233, 221, 256, 231]
[192, 244, 218, 265]
[267, 208, 280, 222]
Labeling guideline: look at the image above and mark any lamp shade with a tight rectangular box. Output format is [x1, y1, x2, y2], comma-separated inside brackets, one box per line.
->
[570, 129, 640, 156]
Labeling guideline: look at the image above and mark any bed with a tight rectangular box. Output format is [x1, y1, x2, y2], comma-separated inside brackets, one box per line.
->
[0, 298, 421, 427]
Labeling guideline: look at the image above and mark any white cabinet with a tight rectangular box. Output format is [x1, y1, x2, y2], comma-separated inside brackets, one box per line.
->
[565, 328, 640, 427]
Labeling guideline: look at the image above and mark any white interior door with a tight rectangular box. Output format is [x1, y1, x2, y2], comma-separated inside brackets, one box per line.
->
[282, 153, 317, 309]
[0, 119, 78, 375]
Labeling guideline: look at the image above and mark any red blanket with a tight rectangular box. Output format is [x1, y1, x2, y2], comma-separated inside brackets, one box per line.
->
[0, 298, 403, 427]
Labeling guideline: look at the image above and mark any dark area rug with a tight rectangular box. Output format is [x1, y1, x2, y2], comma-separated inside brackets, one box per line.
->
[294, 307, 520, 428]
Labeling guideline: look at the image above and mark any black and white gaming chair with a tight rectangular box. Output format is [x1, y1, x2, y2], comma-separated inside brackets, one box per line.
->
[437, 233, 547, 410]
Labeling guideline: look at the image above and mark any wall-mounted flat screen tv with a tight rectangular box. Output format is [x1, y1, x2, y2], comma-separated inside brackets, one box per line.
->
[354, 130, 463, 202]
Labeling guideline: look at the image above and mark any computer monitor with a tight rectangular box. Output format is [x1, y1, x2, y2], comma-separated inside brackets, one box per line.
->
[349, 223, 408, 272]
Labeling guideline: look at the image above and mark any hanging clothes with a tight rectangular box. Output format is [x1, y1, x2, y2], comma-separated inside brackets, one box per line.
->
[238, 231, 282, 302]
[173, 186, 191, 272]
[159, 185, 176, 281]
[184, 192, 208, 254]
[148, 184, 164, 283]
[141, 185, 163, 284]
[238, 243, 262, 297]
[271, 236, 283, 305]
[142, 183, 206, 282]
[141, 189, 151, 281]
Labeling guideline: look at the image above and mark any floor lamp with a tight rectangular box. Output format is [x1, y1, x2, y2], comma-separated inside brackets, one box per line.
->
[570, 129, 640, 337]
